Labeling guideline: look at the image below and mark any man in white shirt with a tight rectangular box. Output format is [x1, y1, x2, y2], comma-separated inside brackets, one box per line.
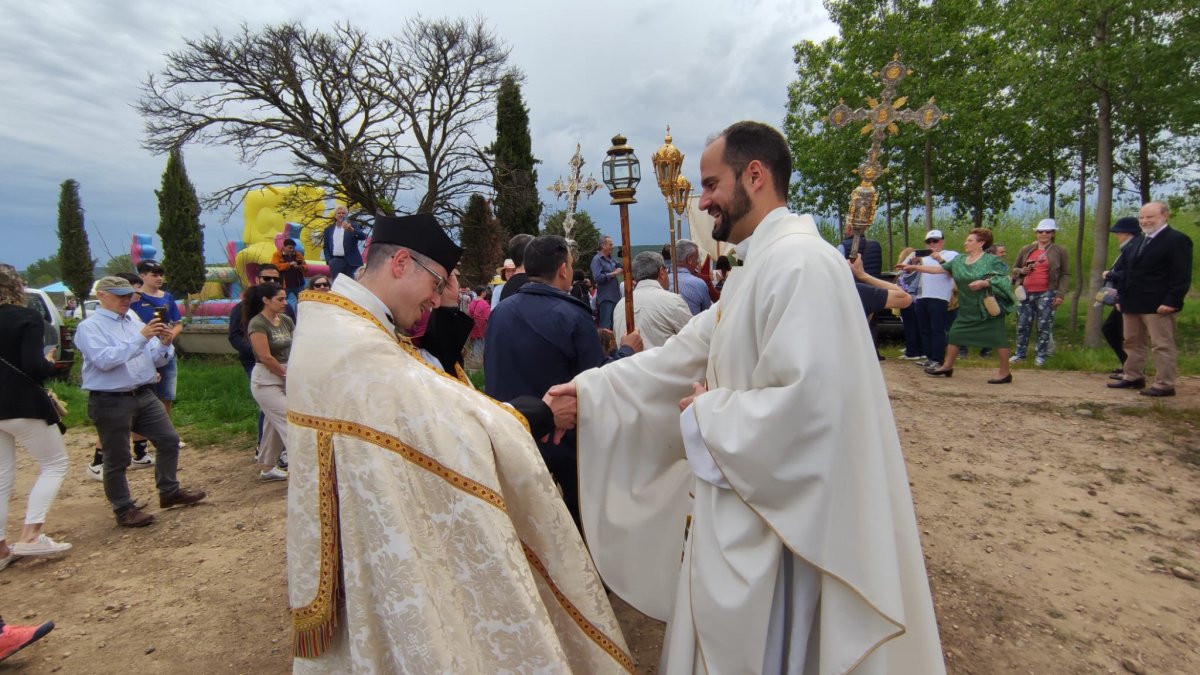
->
[904, 230, 959, 369]
[613, 252, 692, 349]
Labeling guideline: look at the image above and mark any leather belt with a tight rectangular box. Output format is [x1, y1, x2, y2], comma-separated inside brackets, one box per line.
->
[89, 384, 155, 397]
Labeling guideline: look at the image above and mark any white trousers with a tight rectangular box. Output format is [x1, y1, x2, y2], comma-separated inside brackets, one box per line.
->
[0, 418, 69, 538]
[250, 364, 288, 467]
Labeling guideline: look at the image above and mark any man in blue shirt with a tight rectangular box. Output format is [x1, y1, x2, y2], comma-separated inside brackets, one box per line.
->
[673, 239, 714, 315]
[74, 276, 206, 528]
[589, 235, 623, 330]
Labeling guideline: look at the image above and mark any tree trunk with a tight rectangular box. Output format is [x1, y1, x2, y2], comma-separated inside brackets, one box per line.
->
[923, 137, 933, 230]
[1083, 12, 1113, 348]
[1048, 164, 1057, 219]
[1137, 123, 1151, 204]
[1070, 142, 1087, 330]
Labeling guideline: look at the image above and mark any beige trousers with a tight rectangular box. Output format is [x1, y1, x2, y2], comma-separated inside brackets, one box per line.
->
[250, 364, 288, 466]
[1121, 312, 1178, 389]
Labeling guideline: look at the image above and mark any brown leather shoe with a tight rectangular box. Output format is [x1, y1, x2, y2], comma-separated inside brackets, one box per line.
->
[116, 507, 155, 528]
[159, 488, 207, 509]
[1107, 378, 1145, 389]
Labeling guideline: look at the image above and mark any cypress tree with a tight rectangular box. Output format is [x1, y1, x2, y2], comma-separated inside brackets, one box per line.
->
[490, 74, 541, 237]
[156, 148, 206, 299]
[457, 194, 505, 287]
[56, 179, 95, 315]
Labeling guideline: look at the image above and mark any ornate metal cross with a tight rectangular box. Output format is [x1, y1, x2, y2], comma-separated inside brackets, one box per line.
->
[547, 144, 603, 242]
[826, 54, 946, 255]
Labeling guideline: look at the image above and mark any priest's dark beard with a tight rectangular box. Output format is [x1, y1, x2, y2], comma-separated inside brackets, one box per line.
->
[712, 180, 752, 242]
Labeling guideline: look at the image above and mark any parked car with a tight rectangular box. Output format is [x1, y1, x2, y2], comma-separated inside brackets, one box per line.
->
[870, 271, 905, 342]
[24, 288, 76, 379]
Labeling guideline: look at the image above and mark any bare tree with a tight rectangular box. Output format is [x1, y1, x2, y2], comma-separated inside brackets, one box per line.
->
[363, 17, 510, 220]
[138, 18, 509, 226]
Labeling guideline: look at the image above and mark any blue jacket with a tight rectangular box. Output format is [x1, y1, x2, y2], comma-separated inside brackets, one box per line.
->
[322, 223, 367, 267]
[590, 252, 622, 304]
[484, 282, 632, 462]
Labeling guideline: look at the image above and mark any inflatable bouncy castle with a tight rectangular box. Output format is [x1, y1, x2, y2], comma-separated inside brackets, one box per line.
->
[132, 185, 348, 324]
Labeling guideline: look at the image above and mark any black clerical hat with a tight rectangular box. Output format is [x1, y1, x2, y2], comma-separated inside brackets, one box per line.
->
[1109, 216, 1140, 235]
[372, 213, 462, 273]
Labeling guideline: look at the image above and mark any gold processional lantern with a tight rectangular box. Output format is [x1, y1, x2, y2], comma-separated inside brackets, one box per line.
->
[651, 128, 685, 293]
[602, 134, 641, 331]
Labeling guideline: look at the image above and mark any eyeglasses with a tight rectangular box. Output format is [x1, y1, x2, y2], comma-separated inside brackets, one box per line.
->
[411, 256, 447, 294]
[259, 276, 280, 283]
[1035, 230, 1054, 234]
[925, 239, 941, 244]
[312, 282, 330, 289]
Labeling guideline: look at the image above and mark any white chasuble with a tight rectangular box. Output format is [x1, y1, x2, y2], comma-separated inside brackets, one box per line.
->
[286, 279, 633, 674]
[576, 208, 945, 674]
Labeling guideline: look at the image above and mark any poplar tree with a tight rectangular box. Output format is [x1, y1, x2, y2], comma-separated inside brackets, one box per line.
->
[489, 74, 541, 236]
[56, 179, 95, 315]
[156, 148, 206, 298]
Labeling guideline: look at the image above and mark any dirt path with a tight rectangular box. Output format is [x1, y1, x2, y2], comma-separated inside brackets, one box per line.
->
[1, 364, 1196, 674]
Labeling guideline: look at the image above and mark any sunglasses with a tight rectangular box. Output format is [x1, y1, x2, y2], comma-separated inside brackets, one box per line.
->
[1035, 230, 1054, 234]
[312, 282, 330, 289]
[925, 239, 941, 244]
[259, 276, 280, 283]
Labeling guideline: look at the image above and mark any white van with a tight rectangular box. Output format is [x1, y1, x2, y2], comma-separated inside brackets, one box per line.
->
[24, 288, 76, 379]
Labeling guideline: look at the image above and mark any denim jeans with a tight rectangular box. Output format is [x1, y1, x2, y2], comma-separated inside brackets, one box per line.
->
[1014, 291, 1056, 360]
[915, 298, 950, 363]
[88, 389, 181, 514]
[900, 304, 922, 357]
[598, 300, 617, 331]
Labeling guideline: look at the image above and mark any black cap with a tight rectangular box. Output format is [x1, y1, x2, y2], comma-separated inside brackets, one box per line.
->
[136, 259, 164, 273]
[1109, 216, 1140, 235]
[371, 213, 462, 273]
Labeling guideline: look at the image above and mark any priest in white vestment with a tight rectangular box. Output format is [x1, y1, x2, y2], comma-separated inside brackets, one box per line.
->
[614, 251, 694, 349]
[286, 213, 633, 674]
[555, 122, 945, 674]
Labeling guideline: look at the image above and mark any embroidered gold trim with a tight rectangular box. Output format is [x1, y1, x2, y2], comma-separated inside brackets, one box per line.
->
[521, 543, 637, 674]
[288, 412, 507, 511]
[288, 413, 631, 671]
[292, 430, 341, 657]
[303, 290, 531, 434]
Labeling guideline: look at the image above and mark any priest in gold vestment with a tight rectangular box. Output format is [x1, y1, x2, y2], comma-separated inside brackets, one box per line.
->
[555, 122, 946, 674]
[286, 213, 632, 673]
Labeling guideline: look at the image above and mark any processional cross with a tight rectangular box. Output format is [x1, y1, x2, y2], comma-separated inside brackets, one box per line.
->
[547, 144, 603, 243]
[825, 54, 946, 257]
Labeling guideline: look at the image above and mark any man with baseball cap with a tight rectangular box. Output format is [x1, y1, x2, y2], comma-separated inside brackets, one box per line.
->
[901, 229, 959, 369]
[1011, 218, 1070, 366]
[283, 214, 630, 671]
[73, 277, 206, 528]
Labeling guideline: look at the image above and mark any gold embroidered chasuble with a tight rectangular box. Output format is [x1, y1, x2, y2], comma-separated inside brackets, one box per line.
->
[576, 209, 945, 674]
[286, 279, 633, 674]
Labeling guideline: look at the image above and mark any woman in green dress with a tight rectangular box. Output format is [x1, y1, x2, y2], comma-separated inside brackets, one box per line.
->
[924, 228, 1016, 383]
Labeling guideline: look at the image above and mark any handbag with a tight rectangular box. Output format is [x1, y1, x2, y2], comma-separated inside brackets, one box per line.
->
[1095, 280, 1119, 307]
[1014, 284, 1027, 303]
[982, 290, 1002, 317]
[0, 354, 67, 423]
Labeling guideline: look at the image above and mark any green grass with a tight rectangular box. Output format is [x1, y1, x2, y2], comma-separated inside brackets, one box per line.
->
[48, 354, 256, 449]
[871, 206, 1199, 375]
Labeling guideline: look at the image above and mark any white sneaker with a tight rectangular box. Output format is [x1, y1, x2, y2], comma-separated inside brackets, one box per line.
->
[259, 467, 288, 482]
[177, 440, 188, 449]
[1009, 355, 1025, 364]
[899, 354, 926, 361]
[86, 462, 103, 481]
[11, 535, 72, 557]
[131, 453, 155, 469]
[1035, 357, 1046, 367]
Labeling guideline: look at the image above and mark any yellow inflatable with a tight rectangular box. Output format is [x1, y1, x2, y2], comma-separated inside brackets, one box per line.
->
[234, 186, 343, 285]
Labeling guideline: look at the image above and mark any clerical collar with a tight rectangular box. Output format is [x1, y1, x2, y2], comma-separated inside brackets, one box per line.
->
[330, 275, 397, 337]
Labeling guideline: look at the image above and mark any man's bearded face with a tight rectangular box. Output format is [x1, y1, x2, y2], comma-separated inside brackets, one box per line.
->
[711, 176, 752, 243]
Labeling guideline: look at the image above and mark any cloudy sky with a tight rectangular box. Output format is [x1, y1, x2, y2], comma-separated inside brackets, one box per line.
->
[0, 0, 835, 272]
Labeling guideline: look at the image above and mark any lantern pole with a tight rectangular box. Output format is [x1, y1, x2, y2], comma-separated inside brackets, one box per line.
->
[603, 134, 640, 333]
[651, 126, 684, 294]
